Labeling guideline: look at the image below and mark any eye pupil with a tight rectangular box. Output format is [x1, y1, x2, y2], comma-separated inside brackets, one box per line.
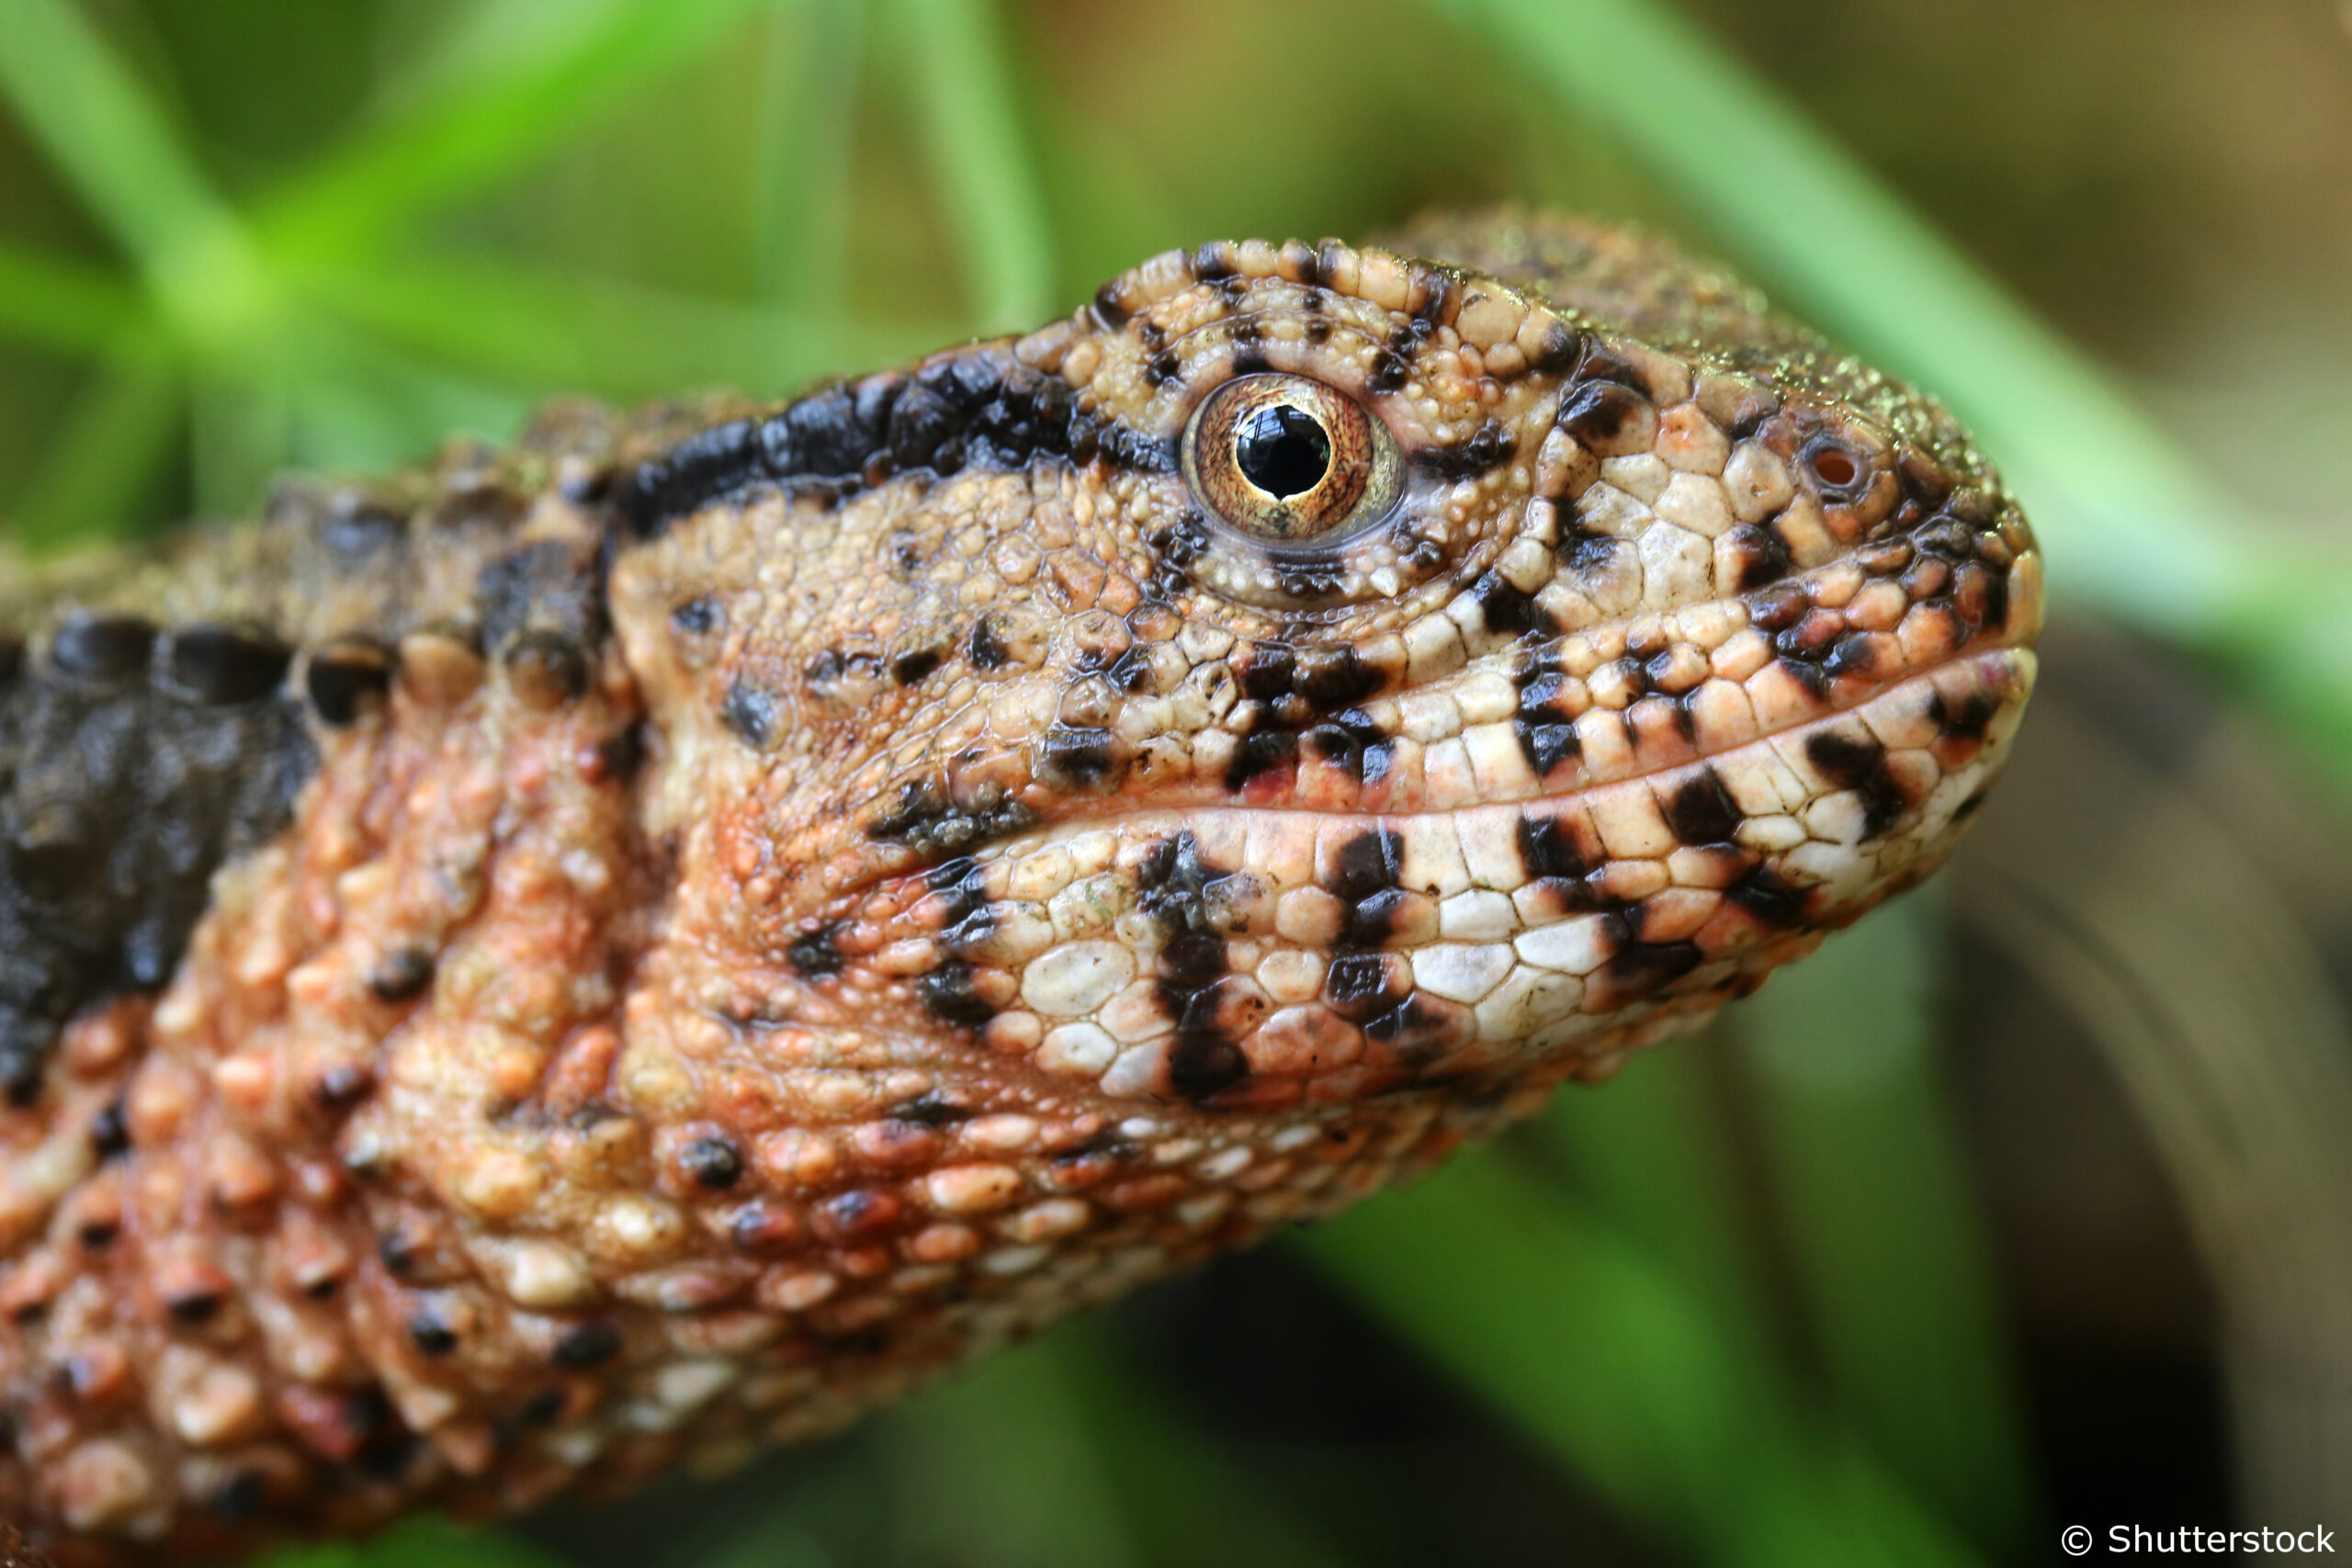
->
[1234, 404, 1331, 499]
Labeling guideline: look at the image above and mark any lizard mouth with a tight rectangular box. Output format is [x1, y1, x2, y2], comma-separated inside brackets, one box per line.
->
[894, 642, 2035, 1113]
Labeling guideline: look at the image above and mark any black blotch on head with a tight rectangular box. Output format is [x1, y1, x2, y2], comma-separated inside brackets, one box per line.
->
[1146, 348, 1181, 386]
[408, 1310, 458, 1357]
[1556, 380, 1652, 447]
[1518, 814, 1589, 881]
[1471, 572, 1539, 640]
[681, 1135, 743, 1189]
[1225, 728, 1299, 791]
[476, 539, 605, 654]
[1514, 715, 1580, 778]
[1600, 941, 1703, 1001]
[1726, 864, 1808, 928]
[1724, 525, 1793, 592]
[787, 920, 848, 978]
[368, 947, 435, 1004]
[1237, 641, 1295, 703]
[1091, 281, 1130, 331]
[918, 960, 995, 1028]
[1805, 730, 1906, 840]
[671, 596, 723, 636]
[1324, 953, 1398, 1021]
[865, 778, 1038, 856]
[888, 1090, 971, 1127]
[968, 615, 1012, 671]
[1306, 709, 1393, 784]
[1530, 320, 1583, 373]
[1292, 644, 1382, 709]
[90, 1099, 130, 1160]
[1418, 420, 1515, 481]
[552, 1321, 623, 1368]
[891, 646, 945, 687]
[1664, 768, 1742, 846]
[1169, 1032, 1249, 1101]
[1328, 829, 1404, 949]
[1038, 726, 1117, 789]
[1367, 349, 1409, 394]
[166, 1286, 223, 1325]
[720, 677, 780, 749]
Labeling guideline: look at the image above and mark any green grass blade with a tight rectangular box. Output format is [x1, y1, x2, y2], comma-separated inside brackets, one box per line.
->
[0, 0, 271, 347]
[1742, 896, 2036, 1549]
[1297, 1150, 1983, 1568]
[753, 0, 865, 310]
[255, 0, 775, 266]
[304, 249, 942, 398]
[8, 343, 180, 546]
[0, 243, 146, 353]
[890, 0, 1057, 332]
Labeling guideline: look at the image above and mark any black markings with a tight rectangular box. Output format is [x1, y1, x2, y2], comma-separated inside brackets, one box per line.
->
[681, 1135, 743, 1189]
[1529, 320, 1584, 373]
[1514, 715, 1580, 778]
[1091, 280, 1131, 331]
[1805, 730, 1906, 840]
[1722, 524, 1792, 592]
[926, 856, 994, 953]
[0, 637, 20, 685]
[891, 646, 945, 686]
[1930, 688, 1998, 743]
[968, 615, 1012, 671]
[166, 1286, 223, 1326]
[1367, 348, 1409, 394]
[1292, 644, 1382, 708]
[166, 626, 291, 705]
[1663, 767, 1742, 846]
[368, 947, 435, 1004]
[888, 1089, 971, 1127]
[1726, 864, 1808, 928]
[786, 919, 848, 978]
[552, 1321, 623, 1368]
[917, 959, 995, 1028]
[1037, 725, 1118, 789]
[1470, 571, 1540, 640]
[1328, 829, 1405, 952]
[1556, 380, 1652, 446]
[1225, 728, 1299, 791]
[1137, 831, 1249, 1101]
[1418, 419, 1515, 480]
[719, 677, 780, 749]
[50, 615, 154, 681]
[1323, 953, 1399, 1021]
[1600, 940, 1703, 1000]
[89, 1099, 130, 1160]
[1306, 710, 1394, 785]
[1145, 349, 1181, 387]
[865, 778, 1037, 857]
[305, 638, 394, 727]
[671, 595, 723, 636]
[1518, 814, 1589, 882]
[1237, 641, 1295, 703]
[618, 346, 1132, 535]
[408, 1310, 458, 1356]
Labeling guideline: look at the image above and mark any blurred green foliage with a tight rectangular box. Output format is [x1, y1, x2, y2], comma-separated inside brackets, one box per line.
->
[0, 0, 2323, 1562]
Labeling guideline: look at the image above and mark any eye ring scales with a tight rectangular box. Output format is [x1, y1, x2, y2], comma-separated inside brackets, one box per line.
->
[1181, 374, 1403, 548]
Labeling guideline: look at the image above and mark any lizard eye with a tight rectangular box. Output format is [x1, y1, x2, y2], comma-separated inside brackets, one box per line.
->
[1182, 374, 1403, 546]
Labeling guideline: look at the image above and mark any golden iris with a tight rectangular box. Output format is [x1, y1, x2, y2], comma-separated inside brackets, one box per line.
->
[1181, 374, 1402, 546]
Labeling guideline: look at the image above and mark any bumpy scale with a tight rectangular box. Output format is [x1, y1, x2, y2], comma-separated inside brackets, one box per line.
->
[0, 211, 2038, 1562]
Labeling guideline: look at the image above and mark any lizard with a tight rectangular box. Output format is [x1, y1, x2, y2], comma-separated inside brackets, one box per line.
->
[0, 209, 2040, 1562]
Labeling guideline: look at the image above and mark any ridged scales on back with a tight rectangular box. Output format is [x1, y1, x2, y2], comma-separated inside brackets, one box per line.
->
[0, 211, 2038, 1562]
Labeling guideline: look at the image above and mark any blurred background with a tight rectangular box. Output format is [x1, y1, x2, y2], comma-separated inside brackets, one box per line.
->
[3, 0, 2350, 1562]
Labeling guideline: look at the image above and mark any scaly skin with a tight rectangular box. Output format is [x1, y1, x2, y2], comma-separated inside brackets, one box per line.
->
[0, 211, 2039, 1562]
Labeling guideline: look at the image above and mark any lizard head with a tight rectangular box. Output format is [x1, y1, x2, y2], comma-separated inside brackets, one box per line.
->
[607, 231, 2040, 1130]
